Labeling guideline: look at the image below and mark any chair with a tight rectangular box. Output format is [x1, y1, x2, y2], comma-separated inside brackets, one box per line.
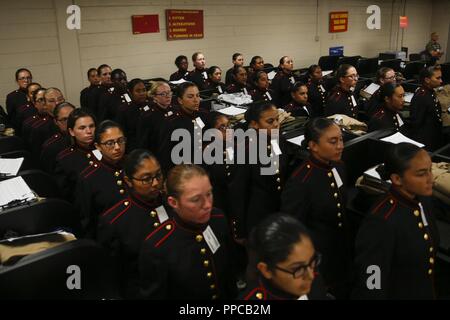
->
[356, 57, 379, 78]
[18, 169, 62, 198]
[262, 64, 276, 73]
[0, 239, 118, 299]
[336, 56, 362, 69]
[441, 63, 450, 85]
[342, 129, 395, 185]
[379, 59, 402, 72]
[401, 81, 421, 93]
[433, 144, 450, 159]
[0, 198, 79, 239]
[378, 53, 397, 61]
[0, 136, 24, 154]
[318, 55, 340, 72]
[292, 68, 309, 82]
[402, 61, 426, 80]
[409, 53, 422, 62]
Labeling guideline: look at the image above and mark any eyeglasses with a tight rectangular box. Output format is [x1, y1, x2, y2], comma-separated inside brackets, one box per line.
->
[47, 97, 65, 104]
[345, 74, 359, 79]
[384, 75, 396, 81]
[18, 77, 32, 81]
[155, 92, 173, 97]
[131, 170, 163, 185]
[274, 253, 322, 279]
[36, 98, 45, 103]
[99, 137, 127, 149]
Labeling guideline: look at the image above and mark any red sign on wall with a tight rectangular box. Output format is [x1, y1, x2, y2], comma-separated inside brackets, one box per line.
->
[166, 9, 204, 40]
[132, 15, 160, 34]
[329, 11, 348, 33]
[399, 16, 408, 29]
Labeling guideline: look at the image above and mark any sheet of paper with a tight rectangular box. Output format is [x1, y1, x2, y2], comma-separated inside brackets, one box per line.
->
[0, 157, 24, 176]
[287, 135, 305, 147]
[404, 92, 414, 104]
[267, 71, 277, 80]
[362, 83, 380, 95]
[322, 70, 333, 77]
[169, 79, 187, 85]
[380, 132, 425, 148]
[0, 230, 75, 243]
[0, 176, 36, 208]
[364, 165, 392, 183]
[217, 93, 253, 105]
[217, 106, 247, 116]
[364, 165, 382, 180]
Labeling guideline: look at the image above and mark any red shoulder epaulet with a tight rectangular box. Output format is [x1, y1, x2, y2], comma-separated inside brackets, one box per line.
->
[244, 286, 266, 300]
[80, 162, 99, 178]
[371, 196, 397, 220]
[101, 198, 130, 217]
[57, 147, 74, 160]
[144, 220, 176, 248]
[415, 87, 426, 97]
[17, 104, 30, 112]
[108, 200, 133, 224]
[31, 117, 49, 129]
[372, 108, 385, 119]
[43, 134, 61, 148]
[329, 90, 341, 101]
[23, 115, 38, 125]
[284, 102, 294, 110]
[292, 160, 313, 183]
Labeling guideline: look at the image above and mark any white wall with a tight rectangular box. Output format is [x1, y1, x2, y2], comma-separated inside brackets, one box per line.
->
[0, 0, 446, 109]
[431, 0, 450, 63]
[0, 0, 65, 108]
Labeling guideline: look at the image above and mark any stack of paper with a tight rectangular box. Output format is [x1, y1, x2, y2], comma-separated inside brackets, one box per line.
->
[380, 132, 425, 148]
[0, 176, 36, 209]
[0, 157, 24, 176]
[217, 106, 247, 116]
[217, 93, 253, 106]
